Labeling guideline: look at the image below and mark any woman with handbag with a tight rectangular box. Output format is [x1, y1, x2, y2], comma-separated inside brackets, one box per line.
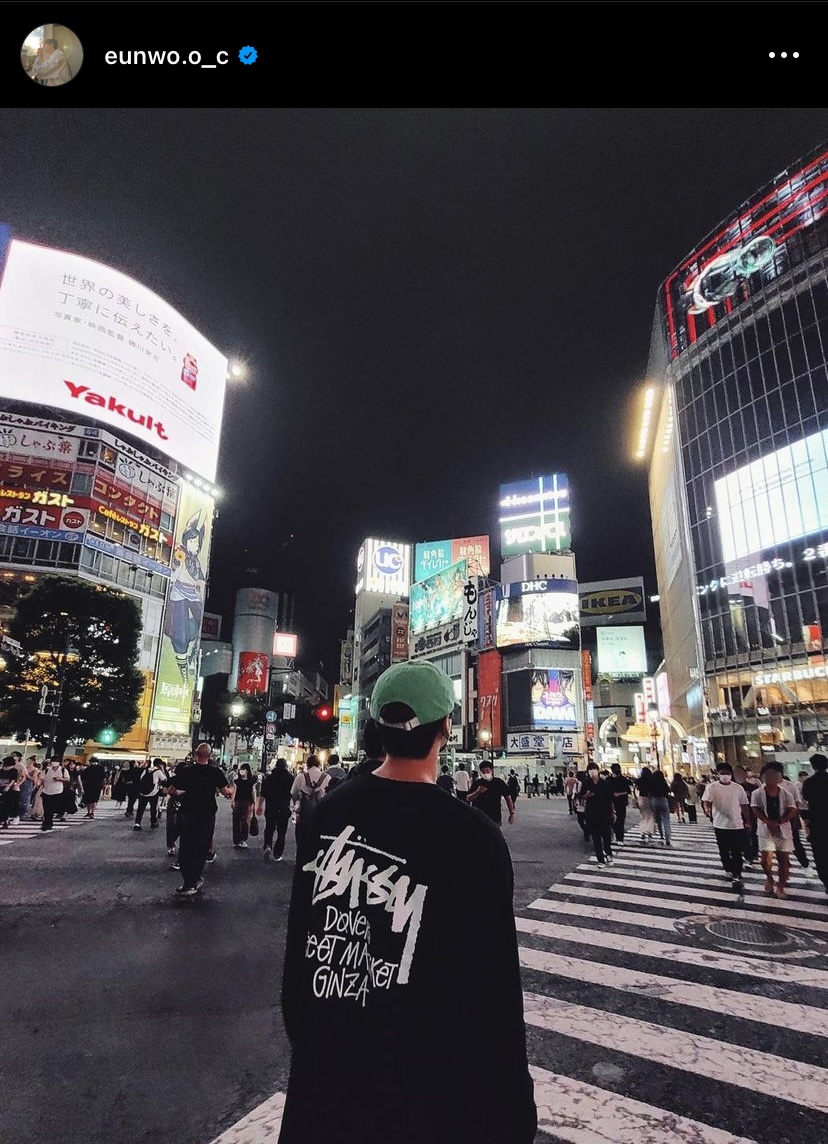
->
[231, 763, 256, 849]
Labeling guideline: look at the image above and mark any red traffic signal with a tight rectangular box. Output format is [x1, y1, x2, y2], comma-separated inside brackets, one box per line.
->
[313, 705, 333, 720]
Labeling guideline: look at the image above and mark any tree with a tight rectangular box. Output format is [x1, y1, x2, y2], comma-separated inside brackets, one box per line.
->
[0, 576, 143, 757]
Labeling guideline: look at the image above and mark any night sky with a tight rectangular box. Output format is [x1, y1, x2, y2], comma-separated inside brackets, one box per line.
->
[3, 108, 828, 678]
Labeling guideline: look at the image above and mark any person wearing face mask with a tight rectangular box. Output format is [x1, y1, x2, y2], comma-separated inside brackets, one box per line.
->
[467, 761, 515, 826]
[702, 762, 751, 893]
[581, 762, 615, 867]
[750, 763, 798, 898]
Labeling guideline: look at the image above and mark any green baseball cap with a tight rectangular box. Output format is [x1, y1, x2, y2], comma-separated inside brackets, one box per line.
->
[370, 661, 456, 730]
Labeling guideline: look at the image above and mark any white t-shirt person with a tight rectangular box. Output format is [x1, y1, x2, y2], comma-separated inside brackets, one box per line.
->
[702, 775, 749, 830]
[453, 767, 471, 793]
[42, 762, 69, 796]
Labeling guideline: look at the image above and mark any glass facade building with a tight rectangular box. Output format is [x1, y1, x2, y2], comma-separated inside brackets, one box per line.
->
[645, 146, 828, 766]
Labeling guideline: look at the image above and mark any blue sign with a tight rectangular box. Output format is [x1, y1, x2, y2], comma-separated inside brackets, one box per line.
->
[374, 544, 403, 575]
[0, 522, 83, 543]
[84, 534, 171, 577]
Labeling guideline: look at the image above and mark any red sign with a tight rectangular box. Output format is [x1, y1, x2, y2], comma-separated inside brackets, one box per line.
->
[478, 649, 503, 749]
[0, 459, 74, 488]
[391, 603, 409, 662]
[93, 475, 162, 524]
[238, 651, 269, 694]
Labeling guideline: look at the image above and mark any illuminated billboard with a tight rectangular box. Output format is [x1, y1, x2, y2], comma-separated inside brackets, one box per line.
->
[414, 536, 490, 582]
[714, 427, 828, 564]
[0, 238, 228, 481]
[498, 473, 571, 557]
[506, 669, 578, 731]
[579, 577, 646, 626]
[596, 625, 647, 677]
[151, 482, 215, 734]
[355, 537, 411, 596]
[410, 558, 468, 634]
[273, 631, 298, 658]
[662, 148, 828, 360]
[495, 579, 579, 650]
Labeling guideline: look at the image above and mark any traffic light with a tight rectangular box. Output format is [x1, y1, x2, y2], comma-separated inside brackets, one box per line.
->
[313, 704, 333, 721]
[97, 727, 118, 745]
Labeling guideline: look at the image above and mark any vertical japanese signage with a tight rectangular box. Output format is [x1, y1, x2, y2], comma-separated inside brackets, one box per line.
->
[478, 649, 503, 749]
[151, 482, 215, 734]
[478, 587, 495, 651]
[391, 603, 410, 662]
[582, 649, 594, 748]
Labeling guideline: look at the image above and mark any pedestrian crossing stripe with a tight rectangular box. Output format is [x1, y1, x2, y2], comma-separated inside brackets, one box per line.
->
[207, 810, 828, 1144]
[0, 807, 122, 846]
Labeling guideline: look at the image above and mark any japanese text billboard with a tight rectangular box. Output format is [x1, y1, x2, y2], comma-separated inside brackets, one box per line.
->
[410, 558, 468, 635]
[0, 239, 227, 481]
[498, 473, 571, 558]
[414, 535, 490, 582]
[151, 483, 215, 734]
[596, 625, 647, 677]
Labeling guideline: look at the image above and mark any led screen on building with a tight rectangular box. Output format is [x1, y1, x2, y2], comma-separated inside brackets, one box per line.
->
[596, 625, 647, 677]
[714, 427, 828, 564]
[151, 483, 215, 734]
[0, 239, 228, 481]
[506, 668, 578, 730]
[495, 579, 579, 650]
[414, 536, 490, 582]
[410, 558, 468, 634]
[355, 537, 411, 596]
[498, 473, 571, 557]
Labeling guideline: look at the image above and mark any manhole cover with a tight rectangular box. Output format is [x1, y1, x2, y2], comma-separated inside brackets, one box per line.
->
[674, 914, 828, 960]
[705, 920, 794, 949]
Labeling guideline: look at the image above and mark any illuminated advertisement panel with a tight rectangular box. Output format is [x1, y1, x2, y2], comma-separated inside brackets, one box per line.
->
[0, 238, 228, 481]
[506, 669, 578, 731]
[596, 625, 647, 677]
[414, 535, 490, 582]
[662, 148, 828, 360]
[355, 537, 411, 596]
[410, 558, 468, 634]
[495, 578, 579, 650]
[273, 631, 298, 657]
[498, 473, 571, 557]
[237, 651, 269, 694]
[579, 577, 646, 626]
[391, 603, 409, 662]
[714, 427, 828, 564]
[151, 483, 215, 734]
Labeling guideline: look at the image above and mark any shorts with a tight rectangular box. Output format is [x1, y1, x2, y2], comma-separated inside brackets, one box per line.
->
[757, 823, 793, 853]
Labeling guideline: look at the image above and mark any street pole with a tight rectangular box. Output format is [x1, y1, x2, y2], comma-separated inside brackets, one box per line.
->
[44, 629, 72, 761]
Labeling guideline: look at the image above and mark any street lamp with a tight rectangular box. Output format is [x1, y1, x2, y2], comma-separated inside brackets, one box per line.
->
[479, 727, 494, 765]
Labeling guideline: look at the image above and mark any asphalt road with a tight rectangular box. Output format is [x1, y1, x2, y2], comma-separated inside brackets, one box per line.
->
[0, 789, 579, 1144]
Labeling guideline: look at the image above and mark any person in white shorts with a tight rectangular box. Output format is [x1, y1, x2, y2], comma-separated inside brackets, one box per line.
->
[750, 762, 798, 898]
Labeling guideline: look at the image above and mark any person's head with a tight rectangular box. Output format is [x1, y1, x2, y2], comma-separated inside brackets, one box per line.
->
[43, 38, 58, 54]
[716, 762, 733, 784]
[369, 661, 455, 762]
[361, 717, 385, 761]
[586, 762, 600, 781]
[479, 761, 494, 780]
[328, 754, 340, 767]
[810, 754, 828, 773]
[457, 762, 466, 771]
[152, 757, 163, 768]
[761, 761, 784, 787]
[732, 764, 747, 784]
[306, 754, 321, 770]
[11, 751, 22, 761]
[239, 763, 252, 779]
[195, 742, 212, 764]
[798, 770, 810, 781]
[2, 755, 14, 766]
[441, 765, 449, 774]
[639, 766, 651, 779]
[275, 757, 288, 772]
[611, 763, 622, 776]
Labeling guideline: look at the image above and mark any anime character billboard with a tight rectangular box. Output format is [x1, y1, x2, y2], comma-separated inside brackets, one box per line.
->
[151, 483, 214, 734]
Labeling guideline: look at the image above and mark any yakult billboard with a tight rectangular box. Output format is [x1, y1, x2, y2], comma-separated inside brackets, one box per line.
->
[0, 239, 228, 481]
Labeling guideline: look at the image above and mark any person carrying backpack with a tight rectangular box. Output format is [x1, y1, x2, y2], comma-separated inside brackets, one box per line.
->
[324, 754, 347, 793]
[290, 755, 329, 849]
[133, 758, 165, 830]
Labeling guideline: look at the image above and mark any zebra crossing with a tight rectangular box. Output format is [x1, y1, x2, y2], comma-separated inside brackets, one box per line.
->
[209, 816, 828, 1144]
[520, 818, 828, 1144]
[0, 804, 123, 847]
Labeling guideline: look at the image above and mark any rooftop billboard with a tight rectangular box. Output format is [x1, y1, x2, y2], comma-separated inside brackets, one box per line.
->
[579, 577, 646, 626]
[355, 538, 411, 596]
[495, 578, 579, 650]
[0, 238, 227, 481]
[498, 473, 571, 558]
[414, 535, 490, 582]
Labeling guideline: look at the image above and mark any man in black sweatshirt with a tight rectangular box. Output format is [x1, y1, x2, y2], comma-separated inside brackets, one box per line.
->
[279, 661, 536, 1144]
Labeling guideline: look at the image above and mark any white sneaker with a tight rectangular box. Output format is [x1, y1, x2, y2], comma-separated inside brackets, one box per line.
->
[238, 841, 248, 849]
[606, 857, 614, 866]
[596, 862, 607, 868]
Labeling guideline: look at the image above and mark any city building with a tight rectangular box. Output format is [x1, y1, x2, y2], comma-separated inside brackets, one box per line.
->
[0, 230, 227, 760]
[640, 145, 828, 770]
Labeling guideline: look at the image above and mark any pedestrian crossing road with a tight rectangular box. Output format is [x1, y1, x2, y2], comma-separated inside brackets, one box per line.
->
[210, 817, 828, 1144]
[0, 805, 124, 847]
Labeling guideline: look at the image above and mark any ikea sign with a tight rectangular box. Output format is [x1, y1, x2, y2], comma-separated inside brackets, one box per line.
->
[579, 577, 646, 627]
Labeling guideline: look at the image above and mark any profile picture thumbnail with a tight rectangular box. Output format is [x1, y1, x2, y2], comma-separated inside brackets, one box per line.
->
[21, 25, 83, 85]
